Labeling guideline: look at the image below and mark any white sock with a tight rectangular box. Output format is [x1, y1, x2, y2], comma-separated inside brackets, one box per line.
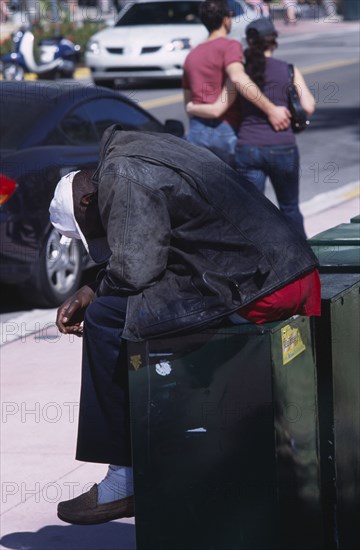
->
[97, 464, 134, 504]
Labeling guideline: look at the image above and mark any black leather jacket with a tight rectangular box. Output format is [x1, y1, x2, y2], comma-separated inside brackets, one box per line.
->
[93, 126, 318, 341]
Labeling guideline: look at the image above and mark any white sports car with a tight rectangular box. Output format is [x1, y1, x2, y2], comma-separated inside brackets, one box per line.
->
[85, 0, 259, 87]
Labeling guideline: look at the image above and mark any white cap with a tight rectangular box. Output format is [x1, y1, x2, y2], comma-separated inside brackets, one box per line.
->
[49, 171, 89, 250]
[49, 171, 111, 263]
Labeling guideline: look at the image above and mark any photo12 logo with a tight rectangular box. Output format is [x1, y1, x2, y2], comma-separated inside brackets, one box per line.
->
[1, 480, 96, 504]
[1, 401, 79, 424]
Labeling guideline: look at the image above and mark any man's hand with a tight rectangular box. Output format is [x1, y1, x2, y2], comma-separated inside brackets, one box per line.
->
[56, 285, 95, 336]
[268, 105, 291, 132]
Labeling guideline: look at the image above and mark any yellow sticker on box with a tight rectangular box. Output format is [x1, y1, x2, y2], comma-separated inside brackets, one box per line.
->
[130, 354, 142, 371]
[281, 324, 306, 365]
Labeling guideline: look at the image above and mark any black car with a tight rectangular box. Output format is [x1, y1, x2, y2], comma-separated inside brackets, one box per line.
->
[0, 80, 184, 307]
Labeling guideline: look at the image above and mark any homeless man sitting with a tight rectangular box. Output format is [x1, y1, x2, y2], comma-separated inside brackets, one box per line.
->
[49, 125, 320, 525]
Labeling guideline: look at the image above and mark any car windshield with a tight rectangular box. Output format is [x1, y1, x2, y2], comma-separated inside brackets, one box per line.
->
[0, 100, 50, 149]
[115, 1, 202, 26]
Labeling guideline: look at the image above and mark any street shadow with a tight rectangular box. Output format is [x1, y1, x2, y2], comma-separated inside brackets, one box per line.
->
[0, 284, 33, 314]
[0, 522, 136, 550]
[309, 106, 360, 137]
[0, 266, 101, 314]
[114, 79, 182, 91]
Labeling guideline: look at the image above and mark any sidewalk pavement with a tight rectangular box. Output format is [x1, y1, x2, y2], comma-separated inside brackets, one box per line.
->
[0, 192, 359, 550]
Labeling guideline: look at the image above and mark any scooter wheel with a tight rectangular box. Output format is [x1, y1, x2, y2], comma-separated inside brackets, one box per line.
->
[2, 63, 25, 81]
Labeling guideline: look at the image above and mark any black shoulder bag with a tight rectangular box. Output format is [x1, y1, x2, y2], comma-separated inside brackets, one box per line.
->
[288, 64, 309, 133]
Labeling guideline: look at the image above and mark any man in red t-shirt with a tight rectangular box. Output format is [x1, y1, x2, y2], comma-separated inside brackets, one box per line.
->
[183, 0, 290, 166]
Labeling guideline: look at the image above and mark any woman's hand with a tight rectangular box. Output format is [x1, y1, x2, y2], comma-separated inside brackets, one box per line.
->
[56, 285, 95, 336]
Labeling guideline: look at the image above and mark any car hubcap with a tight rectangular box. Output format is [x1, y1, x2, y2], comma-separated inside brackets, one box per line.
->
[45, 231, 80, 295]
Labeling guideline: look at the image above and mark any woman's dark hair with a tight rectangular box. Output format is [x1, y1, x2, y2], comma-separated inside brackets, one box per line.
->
[244, 32, 278, 90]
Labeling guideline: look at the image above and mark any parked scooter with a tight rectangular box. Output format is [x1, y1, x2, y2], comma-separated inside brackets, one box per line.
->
[1, 27, 80, 81]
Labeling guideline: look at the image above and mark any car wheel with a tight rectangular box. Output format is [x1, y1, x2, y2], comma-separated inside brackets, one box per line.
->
[23, 228, 83, 308]
[2, 63, 25, 81]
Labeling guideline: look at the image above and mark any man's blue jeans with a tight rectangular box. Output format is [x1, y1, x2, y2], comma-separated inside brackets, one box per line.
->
[76, 295, 132, 465]
[235, 144, 306, 238]
[187, 117, 237, 167]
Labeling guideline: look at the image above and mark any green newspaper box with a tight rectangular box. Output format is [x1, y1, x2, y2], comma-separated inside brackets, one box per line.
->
[309, 223, 360, 273]
[315, 273, 360, 550]
[127, 316, 323, 550]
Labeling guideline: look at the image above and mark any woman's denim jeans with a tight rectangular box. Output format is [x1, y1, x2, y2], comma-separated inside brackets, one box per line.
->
[235, 144, 306, 238]
[187, 117, 237, 167]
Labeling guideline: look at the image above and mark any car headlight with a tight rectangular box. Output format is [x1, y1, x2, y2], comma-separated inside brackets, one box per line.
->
[164, 38, 192, 52]
[86, 40, 101, 55]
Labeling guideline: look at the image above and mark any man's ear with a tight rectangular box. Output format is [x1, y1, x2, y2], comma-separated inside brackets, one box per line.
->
[80, 192, 96, 206]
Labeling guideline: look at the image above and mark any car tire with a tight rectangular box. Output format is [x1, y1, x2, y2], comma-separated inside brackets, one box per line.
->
[22, 228, 83, 308]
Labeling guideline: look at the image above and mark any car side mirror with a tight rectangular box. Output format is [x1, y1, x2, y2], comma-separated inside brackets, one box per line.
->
[164, 119, 185, 138]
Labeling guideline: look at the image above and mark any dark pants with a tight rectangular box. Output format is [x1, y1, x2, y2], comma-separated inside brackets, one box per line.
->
[235, 144, 306, 239]
[75, 295, 132, 465]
